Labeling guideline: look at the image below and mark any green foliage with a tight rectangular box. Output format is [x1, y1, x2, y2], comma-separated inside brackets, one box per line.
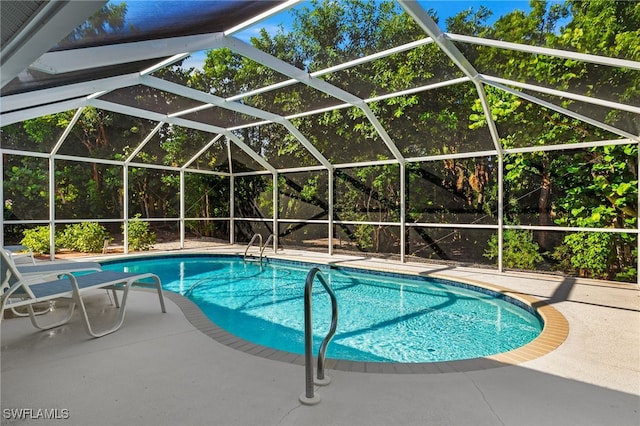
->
[552, 232, 614, 279]
[354, 224, 374, 250]
[300, 175, 320, 201]
[554, 145, 638, 228]
[334, 164, 401, 252]
[125, 215, 156, 251]
[58, 223, 110, 253]
[3, 158, 49, 220]
[614, 248, 638, 282]
[21, 226, 54, 255]
[484, 229, 544, 270]
[19, 222, 112, 257]
[22, 115, 58, 143]
[550, 145, 637, 281]
[552, 232, 637, 281]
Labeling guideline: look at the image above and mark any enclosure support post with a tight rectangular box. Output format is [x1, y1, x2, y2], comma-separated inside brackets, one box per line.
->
[273, 172, 278, 253]
[328, 168, 334, 256]
[497, 154, 504, 273]
[48, 156, 55, 260]
[400, 161, 406, 263]
[228, 138, 235, 245]
[229, 175, 235, 245]
[123, 165, 129, 254]
[180, 169, 185, 249]
[0, 155, 3, 247]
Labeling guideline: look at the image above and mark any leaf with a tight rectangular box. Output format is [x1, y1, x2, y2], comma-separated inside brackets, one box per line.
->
[615, 182, 632, 196]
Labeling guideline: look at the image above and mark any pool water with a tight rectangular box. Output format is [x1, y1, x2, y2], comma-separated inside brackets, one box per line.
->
[103, 255, 543, 363]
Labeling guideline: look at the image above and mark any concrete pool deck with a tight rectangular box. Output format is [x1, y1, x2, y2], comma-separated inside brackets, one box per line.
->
[1, 245, 639, 425]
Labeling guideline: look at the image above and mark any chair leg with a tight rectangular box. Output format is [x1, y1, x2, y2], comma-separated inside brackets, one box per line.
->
[111, 288, 120, 308]
[10, 301, 51, 317]
[152, 276, 166, 313]
[129, 277, 166, 313]
[73, 284, 131, 338]
[27, 301, 76, 330]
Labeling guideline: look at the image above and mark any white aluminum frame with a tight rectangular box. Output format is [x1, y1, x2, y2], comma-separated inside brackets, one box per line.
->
[1, 0, 638, 282]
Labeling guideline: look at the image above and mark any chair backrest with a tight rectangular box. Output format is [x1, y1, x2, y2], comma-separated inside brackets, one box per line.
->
[1, 248, 23, 295]
[3, 245, 35, 264]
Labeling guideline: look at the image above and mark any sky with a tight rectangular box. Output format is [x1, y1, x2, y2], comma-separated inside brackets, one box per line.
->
[112, 0, 564, 71]
[422, 0, 536, 24]
[235, 0, 544, 41]
[117, 0, 544, 42]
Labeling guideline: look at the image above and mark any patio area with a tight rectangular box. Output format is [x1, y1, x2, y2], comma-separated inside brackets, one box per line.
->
[1, 246, 638, 426]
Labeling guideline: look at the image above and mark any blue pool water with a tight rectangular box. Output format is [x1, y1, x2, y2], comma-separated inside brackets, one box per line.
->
[102, 255, 543, 363]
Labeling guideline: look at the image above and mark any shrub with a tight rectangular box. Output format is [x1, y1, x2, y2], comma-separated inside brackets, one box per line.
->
[21, 226, 55, 254]
[125, 215, 156, 251]
[552, 232, 614, 279]
[354, 224, 373, 250]
[484, 229, 544, 269]
[59, 222, 110, 253]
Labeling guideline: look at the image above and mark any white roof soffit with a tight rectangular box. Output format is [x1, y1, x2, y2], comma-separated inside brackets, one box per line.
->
[29, 33, 226, 75]
[1, 1, 106, 88]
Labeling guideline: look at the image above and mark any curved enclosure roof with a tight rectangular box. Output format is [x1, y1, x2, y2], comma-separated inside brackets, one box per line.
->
[2, 0, 638, 170]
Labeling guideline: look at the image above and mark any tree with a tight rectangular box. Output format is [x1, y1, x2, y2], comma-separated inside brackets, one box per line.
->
[58, 2, 129, 48]
[470, 0, 638, 279]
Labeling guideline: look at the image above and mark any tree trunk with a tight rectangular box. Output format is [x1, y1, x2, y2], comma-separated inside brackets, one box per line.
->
[538, 163, 552, 251]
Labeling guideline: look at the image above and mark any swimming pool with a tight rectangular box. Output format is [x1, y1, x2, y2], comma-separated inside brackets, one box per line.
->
[102, 255, 543, 363]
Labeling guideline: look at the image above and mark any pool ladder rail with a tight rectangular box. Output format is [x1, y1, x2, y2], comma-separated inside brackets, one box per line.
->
[299, 267, 338, 406]
[243, 234, 274, 266]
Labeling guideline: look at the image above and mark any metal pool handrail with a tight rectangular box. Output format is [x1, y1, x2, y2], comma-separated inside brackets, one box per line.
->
[243, 234, 263, 263]
[244, 234, 275, 266]
[299, 267, 339, 406]
[260, 234, 274, 258]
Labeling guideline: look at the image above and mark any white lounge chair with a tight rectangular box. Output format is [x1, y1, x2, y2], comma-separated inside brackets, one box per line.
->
[3, 245, 36, 265]
[2, 248, 105, 318]
[1, 250, 166, 338]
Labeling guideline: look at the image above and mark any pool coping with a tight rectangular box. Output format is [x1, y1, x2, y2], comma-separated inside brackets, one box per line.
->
[145, 253, 570, 374]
